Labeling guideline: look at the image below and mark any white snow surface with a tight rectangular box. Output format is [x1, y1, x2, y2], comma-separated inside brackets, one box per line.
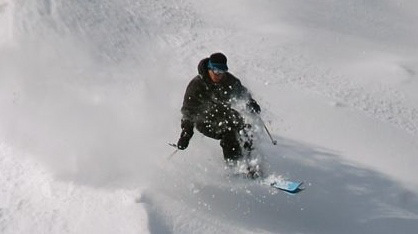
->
[1, 0, 418, 233]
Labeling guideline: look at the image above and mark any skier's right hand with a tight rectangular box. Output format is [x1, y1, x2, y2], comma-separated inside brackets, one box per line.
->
[177, 119, 194, 150]
[177, 131, 192, 150]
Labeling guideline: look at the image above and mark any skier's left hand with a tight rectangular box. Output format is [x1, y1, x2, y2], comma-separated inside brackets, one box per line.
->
[247, 99, 261, 114]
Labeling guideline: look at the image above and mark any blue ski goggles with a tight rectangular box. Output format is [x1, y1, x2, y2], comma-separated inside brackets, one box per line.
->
[212, 68, 226, 75]
[208, 61, 228, 74]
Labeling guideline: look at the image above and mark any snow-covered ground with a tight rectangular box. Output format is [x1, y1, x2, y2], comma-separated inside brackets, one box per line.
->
[1, 0, 418, 233]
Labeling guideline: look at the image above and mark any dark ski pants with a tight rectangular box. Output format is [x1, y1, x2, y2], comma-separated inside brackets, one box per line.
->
[195, 104, 252, 161]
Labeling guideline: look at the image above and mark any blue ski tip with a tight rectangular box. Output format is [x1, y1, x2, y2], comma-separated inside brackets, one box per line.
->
[271, 181, 304, 194]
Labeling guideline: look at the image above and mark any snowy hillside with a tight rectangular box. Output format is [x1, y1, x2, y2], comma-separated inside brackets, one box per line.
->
[1, 0, 418, 233]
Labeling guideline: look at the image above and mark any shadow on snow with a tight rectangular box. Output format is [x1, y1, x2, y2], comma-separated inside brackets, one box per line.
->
[143, 135, 418, 234]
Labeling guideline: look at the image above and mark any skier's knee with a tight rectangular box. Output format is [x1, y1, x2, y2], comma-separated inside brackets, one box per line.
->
[220, 132, 242, 161]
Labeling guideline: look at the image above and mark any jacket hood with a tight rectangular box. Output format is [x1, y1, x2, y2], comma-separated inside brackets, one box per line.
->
[197, 58, 210, 76]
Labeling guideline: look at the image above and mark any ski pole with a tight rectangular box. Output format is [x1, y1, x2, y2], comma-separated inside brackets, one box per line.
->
[168, 143, 177, 148]
[261, 120, 277, 145]
[167, 143, 179, 159]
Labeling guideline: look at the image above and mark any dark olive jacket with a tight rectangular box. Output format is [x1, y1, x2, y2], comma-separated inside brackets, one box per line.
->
[180, 58, 258, 133]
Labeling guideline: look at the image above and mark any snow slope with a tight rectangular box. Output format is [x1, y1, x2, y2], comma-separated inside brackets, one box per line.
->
[1, 0, 418, 233]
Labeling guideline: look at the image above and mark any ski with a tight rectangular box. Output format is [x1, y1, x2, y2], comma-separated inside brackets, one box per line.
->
[269, 180, 303, 194]
[232, 169, 304, 194]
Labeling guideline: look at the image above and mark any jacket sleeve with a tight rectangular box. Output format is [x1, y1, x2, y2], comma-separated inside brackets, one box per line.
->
[181, 78, 203, 119]
[180, 77, 206, 134]
[232, 76, 261, 113]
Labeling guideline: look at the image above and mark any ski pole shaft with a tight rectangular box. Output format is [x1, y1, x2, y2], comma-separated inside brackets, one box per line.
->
[168, 149, 179, 160]
[167, 143, 179, 159]
[168, 143, 177, 148]
[261, 120, 277, 145]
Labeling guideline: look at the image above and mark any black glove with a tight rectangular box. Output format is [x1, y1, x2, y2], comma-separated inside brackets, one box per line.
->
[177, 131, 192, 150]
[177, 119, 194, 150]
[247, 99, 261, 114]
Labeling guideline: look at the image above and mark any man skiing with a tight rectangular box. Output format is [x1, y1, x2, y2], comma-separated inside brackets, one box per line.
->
[176, 52, 261, 168]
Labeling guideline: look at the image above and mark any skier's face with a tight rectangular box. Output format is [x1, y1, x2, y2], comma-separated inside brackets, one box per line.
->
[209, 69, 225, 83]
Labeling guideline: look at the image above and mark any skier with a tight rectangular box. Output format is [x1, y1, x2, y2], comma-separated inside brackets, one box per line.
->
[176, 52, 261, 171]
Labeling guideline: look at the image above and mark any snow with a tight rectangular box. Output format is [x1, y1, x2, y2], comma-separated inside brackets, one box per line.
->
[1, 0, 418, 233]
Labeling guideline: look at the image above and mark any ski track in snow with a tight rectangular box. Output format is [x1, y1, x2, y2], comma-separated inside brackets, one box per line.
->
[2, 0, 418, 233]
